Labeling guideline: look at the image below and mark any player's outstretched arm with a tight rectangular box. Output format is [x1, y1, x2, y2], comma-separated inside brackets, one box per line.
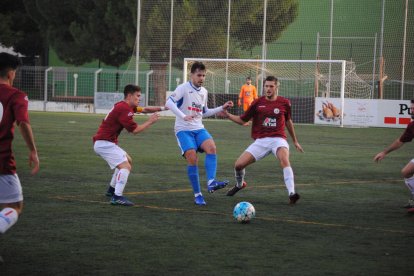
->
[17, 121, 40, 175]
[373, 138, 404, 162]
[221, 110, 247, 125]
[132, 113, 160, 134]
[165, 97, 193, 121]
[136, 106, 168, 114]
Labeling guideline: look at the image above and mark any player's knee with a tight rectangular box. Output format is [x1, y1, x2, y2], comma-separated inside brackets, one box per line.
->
[126, 154, 133, 165]
[234, 162, 245, 171]
[280, 160, 291, 168]
[204, 144, 216, 154]
[185, 151, 198, 165]
[401, 169, 413, 179]
[118, 161, 132, 171]
[2, 203, 23, 215]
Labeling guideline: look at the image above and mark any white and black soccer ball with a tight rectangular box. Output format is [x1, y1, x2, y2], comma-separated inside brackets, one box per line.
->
[233, 201, 255, 223]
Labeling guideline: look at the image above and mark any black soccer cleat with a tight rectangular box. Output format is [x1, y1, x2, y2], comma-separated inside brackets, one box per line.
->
[289, 193, 300, 205]
[105, 186, 115, 197]
[226, 182, 247, 196]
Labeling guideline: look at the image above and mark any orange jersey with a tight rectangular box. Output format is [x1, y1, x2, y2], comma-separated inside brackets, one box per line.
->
[239, 84, 258, 111]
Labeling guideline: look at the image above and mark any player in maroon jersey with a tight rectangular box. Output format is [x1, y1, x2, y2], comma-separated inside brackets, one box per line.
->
[374, 99, 414, 212]
[0, 52, 39, 235]
[93, 84, 166, 206]
[222, 76, 304, 204]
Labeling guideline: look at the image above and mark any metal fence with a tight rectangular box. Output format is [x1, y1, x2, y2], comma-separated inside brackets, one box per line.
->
[11, 0, 414, 113]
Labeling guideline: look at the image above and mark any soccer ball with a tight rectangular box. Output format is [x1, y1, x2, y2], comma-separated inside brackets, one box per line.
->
[233, 201, 255, 223]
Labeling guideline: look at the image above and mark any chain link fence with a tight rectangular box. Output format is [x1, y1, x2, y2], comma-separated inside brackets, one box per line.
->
[11, 0, 414, 114]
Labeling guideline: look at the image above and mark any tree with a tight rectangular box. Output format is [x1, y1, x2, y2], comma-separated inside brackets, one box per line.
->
[0, 0, 46, 64]
[139, 0, 298, 104]
[24, 0, 136, 67]
[25, 0, 298, 103]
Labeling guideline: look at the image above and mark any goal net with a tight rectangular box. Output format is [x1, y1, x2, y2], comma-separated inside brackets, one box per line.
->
[183, 58, 347, 126]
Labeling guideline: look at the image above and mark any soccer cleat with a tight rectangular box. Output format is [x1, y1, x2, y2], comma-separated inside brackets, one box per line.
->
[207, 180, 229, 193]
[105, 186, 115, 197]
[289, 193, 300, 205]
[110, 195, 134, 206]
[194, 195, 206, 205]
[226, 181, 247, 196]
[403, 199, 414, 209]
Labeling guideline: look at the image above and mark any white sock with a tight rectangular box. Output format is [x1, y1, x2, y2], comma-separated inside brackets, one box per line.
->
[194, 192, 202, 197]
[114, 168, 130, 196]
[110, 168, 119, 188]
[405, 176, 414, 198]
[0, 208, 18, 234]
[235, 169, 245, 188]
[283, 167, 295, 195]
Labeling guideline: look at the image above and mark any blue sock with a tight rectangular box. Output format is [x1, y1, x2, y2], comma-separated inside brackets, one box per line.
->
[205, 154, 217, 184]
[187, 165, 201, 194]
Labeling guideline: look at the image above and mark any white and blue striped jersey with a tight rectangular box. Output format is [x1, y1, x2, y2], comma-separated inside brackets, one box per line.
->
[168, 81, 208, 134]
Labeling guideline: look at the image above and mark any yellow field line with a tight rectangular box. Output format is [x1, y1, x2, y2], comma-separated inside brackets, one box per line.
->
[120, 178, 402, 195]
[50, 195, 413, 235]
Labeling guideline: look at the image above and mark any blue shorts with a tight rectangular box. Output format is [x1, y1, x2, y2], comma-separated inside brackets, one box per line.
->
[176, 129, 213, 155]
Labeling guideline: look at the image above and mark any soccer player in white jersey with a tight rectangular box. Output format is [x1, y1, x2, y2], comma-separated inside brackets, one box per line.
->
[166, 61, 234, 205]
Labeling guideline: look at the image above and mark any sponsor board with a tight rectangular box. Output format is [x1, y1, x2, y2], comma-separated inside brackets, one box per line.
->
[315, 98, 411, 128]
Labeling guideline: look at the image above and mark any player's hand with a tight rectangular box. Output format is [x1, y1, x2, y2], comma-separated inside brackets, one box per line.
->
[222, 101, 234, 110]
[29, 150, 40, 175]
[294, 142, 304, 153]
[373, 152, 385, 162]
[216, 110, 229, 118]
[148, 112, 160, 124]
[238, 101, 241, 107]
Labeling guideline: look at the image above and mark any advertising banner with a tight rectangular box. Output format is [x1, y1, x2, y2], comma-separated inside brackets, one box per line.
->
[315, 98, 411, 128]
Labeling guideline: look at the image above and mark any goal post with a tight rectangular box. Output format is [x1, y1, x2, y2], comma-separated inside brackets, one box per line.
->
[183, 58, 347, 127]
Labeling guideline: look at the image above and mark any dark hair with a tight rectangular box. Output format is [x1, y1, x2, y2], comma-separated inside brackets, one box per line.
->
[246, 76, 252, 80]
[411, 99, 414, 104]
[123, 84, 141, 98]
[0, 52, 21, 78]
[264, 76, 279, 86]
[190, 61, 206, 73]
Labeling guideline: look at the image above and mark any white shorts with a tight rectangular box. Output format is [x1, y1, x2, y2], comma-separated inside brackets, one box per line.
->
[94, 140, 128, 169]
[246, 137, 289, 161]
[0, 174, 23, 203]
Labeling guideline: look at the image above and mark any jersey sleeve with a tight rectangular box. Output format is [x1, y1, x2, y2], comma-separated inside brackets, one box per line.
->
[13, 93, 30, 124]
[285, 99, 292, 121]
[400, 122, 414, 142]
[118, 108, 137, 133]
[169, 85, 185, 103]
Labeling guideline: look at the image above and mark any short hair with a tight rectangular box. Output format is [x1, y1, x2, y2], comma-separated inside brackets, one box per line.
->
[123, 84, 141, 98]
[0, 52, 21, 78]
[411, 99, 414, 104]
[264, 76, 279, 86]
[246, 76, 252, 81]
[190, 61, 206, 73]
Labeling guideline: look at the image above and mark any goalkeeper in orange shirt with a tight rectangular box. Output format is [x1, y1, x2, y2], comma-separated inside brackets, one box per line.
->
[238, 77, 258, 125]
